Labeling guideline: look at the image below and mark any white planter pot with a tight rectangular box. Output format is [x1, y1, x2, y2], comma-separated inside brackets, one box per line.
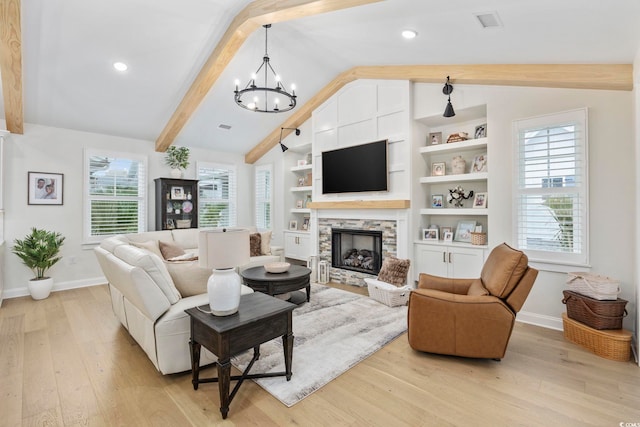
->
[170, 168, 183, 179]
[28, 277, 54, 300]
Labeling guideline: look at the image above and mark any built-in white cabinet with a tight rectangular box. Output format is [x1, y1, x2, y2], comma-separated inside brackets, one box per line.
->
[284, 230, 311, 261]
[414, 242, 485, 280]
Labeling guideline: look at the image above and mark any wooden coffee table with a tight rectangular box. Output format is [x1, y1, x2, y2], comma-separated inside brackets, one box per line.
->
[185, 292, 295, 419]
[241, 265, 312, 304]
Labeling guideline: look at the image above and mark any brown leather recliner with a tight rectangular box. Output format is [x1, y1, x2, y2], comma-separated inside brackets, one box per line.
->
[407, 243, 538, 360]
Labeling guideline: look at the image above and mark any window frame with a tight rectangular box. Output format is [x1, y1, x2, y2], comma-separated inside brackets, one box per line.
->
[254, 163, 273, 230]
[197, 161, 237, 228]
[513, 108, 589, 268]
[83, 149, 148, 244]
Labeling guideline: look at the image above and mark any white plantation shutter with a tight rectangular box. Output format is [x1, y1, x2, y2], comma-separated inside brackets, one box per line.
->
[255, 164, 272, 230]
[514, 108, 588, 265]
[197, 162, 237, 227]
[85, 150, 147, 242]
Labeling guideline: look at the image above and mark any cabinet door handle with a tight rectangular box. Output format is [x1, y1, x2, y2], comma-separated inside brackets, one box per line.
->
[448, 252, 452, 263]
[442, 252, 446, 263]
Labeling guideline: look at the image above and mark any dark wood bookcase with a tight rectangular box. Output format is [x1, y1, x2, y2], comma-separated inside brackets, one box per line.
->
[154, 178, 199, 230]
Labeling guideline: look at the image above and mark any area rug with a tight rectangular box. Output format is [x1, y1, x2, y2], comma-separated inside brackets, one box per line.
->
[231, 283, 408, 407]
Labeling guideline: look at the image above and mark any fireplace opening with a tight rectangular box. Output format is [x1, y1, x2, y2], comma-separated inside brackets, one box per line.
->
[331, 228, 383, 275]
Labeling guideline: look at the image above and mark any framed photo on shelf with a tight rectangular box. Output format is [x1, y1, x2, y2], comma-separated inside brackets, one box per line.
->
[297, 159, 307, 166]
[302, 217, 310, 231]
[289, 220, 298, 230]
[454, 220, 477, 243]
[474, 123, 487, 139]
[422, 228, 439, 241]
[296, 199, 304, 208]
[28, 171, 63, 205]
[471, 154, 487, 173]
[297, 177, 306, 187]
[428, 132, 442, 145]
[431, 194, 444, 208]
[431, 162, 445, 176]
[443, 231, 454, 242]
[171, 186, 185, 200]
[440, 226, 452, 239]
[473, 192, 488, 208]
[166, 218, 175, 229]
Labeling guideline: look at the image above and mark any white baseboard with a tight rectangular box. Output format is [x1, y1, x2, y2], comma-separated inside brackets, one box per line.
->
[3, 276, 107, 299]
[516, 310, 563, 331]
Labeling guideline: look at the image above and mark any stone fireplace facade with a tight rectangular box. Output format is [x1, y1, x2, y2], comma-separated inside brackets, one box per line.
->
[318, 218, 398, 286]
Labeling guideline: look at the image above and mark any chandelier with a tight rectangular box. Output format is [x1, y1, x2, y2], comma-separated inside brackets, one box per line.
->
[234, 24, 297, 113]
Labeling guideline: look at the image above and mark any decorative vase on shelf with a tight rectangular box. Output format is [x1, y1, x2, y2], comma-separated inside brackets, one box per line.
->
[452, 156, 466, 175]
[170, 168, 183, 179]
[304, 195, 312, 208]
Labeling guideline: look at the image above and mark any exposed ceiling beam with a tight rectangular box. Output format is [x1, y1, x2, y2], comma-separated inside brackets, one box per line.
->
[244, 63, 633, 163]
[0, 0, 23, 134]
[154, 0, 384, 152]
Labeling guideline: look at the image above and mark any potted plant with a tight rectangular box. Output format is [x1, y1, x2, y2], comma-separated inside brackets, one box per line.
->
[165, 146, 190, 178]
[12, 228, 65, 300]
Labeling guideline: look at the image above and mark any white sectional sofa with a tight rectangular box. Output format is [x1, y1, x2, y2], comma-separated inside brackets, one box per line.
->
[94, 228, 282, 374]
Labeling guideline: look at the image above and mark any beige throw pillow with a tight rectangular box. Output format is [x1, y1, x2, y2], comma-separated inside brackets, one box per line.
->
[164, 261, 211, 297]
[159, 240, 186, 260]
[260, 230, 272, 255]
[377, 256, 411, 287]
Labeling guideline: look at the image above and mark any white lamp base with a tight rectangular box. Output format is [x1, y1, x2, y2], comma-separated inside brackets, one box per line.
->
[208, 268, 242, 316]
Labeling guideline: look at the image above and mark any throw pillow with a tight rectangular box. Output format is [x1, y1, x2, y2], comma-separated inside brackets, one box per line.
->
[250, 233, 262, 257]
[167, 252, 199, 262]
[260, 230, 272, 255]
[130, 240, 163, 259]
[377, 256, 411, 287]
[159, 240, 186, 260]
[164, 261, 212, 297]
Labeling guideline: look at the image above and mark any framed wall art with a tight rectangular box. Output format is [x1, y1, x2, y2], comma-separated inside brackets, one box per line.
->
[28, 172, 63, 205]
[454, 220, 477, 243]
[428, 132, 442, 145]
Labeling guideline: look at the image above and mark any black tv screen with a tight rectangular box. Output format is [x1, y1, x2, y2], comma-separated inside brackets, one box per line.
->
[322, 140, 388, 194]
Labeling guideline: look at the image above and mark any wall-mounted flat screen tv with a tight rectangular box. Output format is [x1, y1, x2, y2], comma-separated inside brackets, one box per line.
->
[322, 139, 388, 194]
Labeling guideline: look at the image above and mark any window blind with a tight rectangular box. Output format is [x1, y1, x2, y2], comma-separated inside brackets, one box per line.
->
[197, 162, 237, 228]
[255, 164, 272, 230]
[85, 151, 147, 242]
[514, 109, 588, 265]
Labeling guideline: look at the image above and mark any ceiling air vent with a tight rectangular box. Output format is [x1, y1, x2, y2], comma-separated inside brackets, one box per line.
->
[474, 11, 503, 29]
[218, 124, 232, 130]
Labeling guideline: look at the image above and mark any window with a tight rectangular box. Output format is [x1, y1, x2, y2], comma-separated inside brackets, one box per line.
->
[255, 164, 273, 230]
[514, 108, 588, 266]
[84, 150, 147, 243]
[197, 162, 237, 227]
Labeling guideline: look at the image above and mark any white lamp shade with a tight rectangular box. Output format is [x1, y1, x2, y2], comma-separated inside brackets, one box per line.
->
[199, 228, 250, 269]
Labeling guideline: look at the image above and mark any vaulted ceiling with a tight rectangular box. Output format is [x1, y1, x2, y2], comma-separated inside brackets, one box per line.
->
[1, 0, 639, 162]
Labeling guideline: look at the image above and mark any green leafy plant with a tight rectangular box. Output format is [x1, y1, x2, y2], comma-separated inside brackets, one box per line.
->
[165, 146, 190, 170]
[12, 228, 65, 280]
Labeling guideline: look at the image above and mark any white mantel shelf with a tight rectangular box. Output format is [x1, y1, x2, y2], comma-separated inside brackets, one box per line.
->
[307, 200, 410, 210]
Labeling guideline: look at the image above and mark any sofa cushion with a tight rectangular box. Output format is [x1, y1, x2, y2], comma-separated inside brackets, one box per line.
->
[100, 235, 129, 252]
[159, 240, 186, 260]
[127, 231, 173, 244]
[260, 231, 272, 255]
[250, 233, 262, 257]
[171, 229, 200, 250]
[113, 244, 181, 304]
[164, 261, 212, 297]
[131, 240, 164, 259]
[481, 243, 529, 298]
[377, 256, 411, 287]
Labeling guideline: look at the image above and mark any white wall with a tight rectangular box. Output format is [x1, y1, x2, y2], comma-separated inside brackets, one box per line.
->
[2, 123, 253, 298]
[414, 83, 636, 331]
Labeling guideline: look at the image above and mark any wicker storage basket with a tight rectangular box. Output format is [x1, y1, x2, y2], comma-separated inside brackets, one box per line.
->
[566, 272, 620, 300]
[562, 290, 627, 330]
[470, 232, 487, 245]
[562, 313, 631, 361]
[367, 281, 410, 307]
[175, 219, 191, 229]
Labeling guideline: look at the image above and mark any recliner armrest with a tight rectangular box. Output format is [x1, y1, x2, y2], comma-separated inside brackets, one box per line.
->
[418, 273, 475, 295]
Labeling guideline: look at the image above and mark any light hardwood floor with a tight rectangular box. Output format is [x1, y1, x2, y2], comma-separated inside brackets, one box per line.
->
[1, 284, 639, 426]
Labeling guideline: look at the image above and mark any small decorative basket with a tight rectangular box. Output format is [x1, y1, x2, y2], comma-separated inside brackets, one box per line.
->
[367, 281, 410, 307]
[175, 219, 191, 229]
[470, 232, 487, 245]
[566, 272, 620, 300]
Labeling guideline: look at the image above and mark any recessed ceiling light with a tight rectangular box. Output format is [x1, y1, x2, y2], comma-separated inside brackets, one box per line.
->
[474, 11, 503, 29]
[113, 62, 128, 72]
[401, 29, 417, 39]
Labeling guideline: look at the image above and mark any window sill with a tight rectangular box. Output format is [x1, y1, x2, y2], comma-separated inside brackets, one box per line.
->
[528, 259, 591, 273]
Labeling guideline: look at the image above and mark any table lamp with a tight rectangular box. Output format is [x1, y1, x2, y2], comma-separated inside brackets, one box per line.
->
[199, 228, 250, 316]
